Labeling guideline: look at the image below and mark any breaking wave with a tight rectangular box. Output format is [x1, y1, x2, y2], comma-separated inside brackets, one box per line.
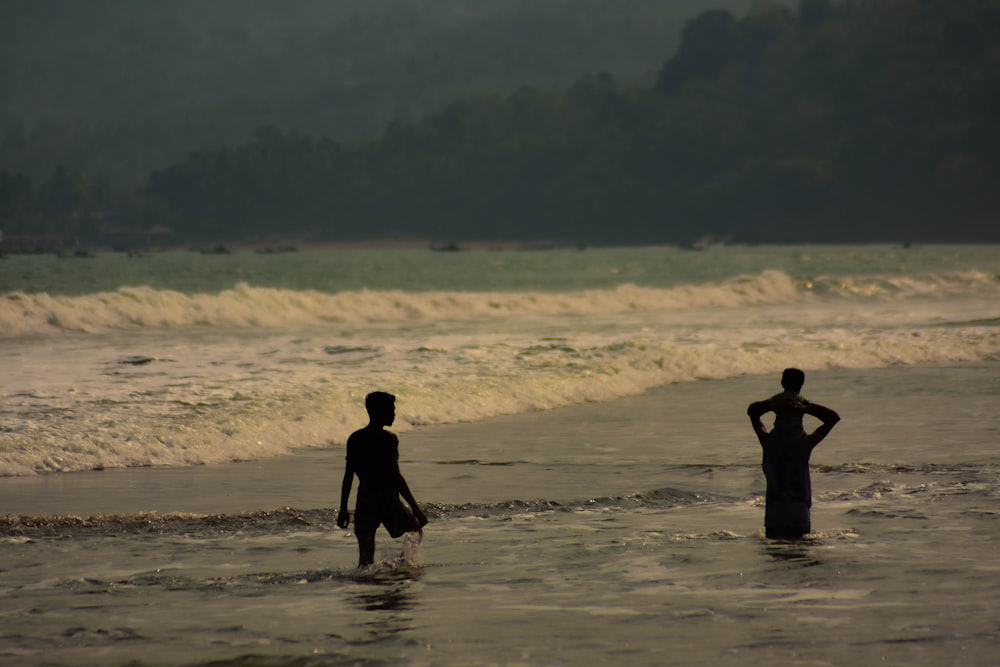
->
[3, 269, 997, 337]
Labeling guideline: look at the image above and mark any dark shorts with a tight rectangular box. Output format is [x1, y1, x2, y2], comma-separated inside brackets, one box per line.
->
[354, 494, 417, 538]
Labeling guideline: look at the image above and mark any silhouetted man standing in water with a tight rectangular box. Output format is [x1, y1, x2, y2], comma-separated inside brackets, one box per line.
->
[337, 391, 428, 567]
[747, 369, 840, 539]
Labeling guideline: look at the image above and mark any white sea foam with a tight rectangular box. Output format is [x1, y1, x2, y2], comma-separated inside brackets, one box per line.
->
[1, 310, 997, 476]
[2, 269, 997, 338]
[1, 264, 999, 475]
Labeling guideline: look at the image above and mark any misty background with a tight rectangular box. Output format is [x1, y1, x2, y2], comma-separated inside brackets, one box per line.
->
[1, 0, 997, 246]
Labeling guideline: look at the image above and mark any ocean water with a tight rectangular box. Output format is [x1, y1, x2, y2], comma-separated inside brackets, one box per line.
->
[1, 244, 999, 666]
[2, 244, 998, 475]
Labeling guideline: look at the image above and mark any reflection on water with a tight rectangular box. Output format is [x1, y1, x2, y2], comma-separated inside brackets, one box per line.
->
[351, 576, 420, 612]
[763, 539, 823, 568]
[347, 569, 422, 643]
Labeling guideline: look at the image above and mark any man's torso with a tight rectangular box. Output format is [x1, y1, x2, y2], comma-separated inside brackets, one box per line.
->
[346, 427, 400, 503]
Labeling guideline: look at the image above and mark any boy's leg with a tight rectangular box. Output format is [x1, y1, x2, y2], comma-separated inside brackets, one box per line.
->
[356, 531, 376, 568]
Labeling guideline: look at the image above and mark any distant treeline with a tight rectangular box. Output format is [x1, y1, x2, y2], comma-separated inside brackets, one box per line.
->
[2, 0, 998, 246]
[1, 0, 759, 184]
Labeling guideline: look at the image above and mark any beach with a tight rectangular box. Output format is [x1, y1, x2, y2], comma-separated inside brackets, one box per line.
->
[2, 244, 999, 665]
[3, 363, 1000, 666]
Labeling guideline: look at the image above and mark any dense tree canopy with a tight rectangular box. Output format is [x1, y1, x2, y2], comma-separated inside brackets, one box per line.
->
[0, 0, 760, 184]
[2, 0, 998, 247]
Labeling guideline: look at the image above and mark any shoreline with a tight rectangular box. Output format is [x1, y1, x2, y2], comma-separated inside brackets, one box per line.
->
[3, 369, 761, 516]
[3, 361, 997, 518]
[1, 238, 604, 256]
[6, 239, 995, 257]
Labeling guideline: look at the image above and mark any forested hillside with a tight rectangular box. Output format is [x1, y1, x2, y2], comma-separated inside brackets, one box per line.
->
[1, 0, 761, 183]
[2, 0, 997, 246]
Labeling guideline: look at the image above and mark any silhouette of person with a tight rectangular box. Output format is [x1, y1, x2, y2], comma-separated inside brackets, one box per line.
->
[337, 391, 428, 567]
[747, 368, 840, 539]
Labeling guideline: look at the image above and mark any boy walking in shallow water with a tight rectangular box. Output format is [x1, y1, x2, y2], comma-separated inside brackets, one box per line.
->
[337, 391, 428, 568]
[747, 368, 840, 539]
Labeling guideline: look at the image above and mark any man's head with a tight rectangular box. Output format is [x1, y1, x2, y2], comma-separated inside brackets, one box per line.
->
[365, 391, 396, 426]
[780, 368, 805, 393]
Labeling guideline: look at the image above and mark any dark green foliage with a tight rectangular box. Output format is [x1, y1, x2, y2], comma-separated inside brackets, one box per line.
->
[656, 10, 743, 94]
[798, 0, 835, 29]
[0, 0, 758, 183]
[3, 0, 998, 245]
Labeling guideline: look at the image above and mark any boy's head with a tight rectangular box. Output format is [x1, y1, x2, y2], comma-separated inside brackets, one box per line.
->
[365, 391, 396, 425]
[780, 368, 805, 393]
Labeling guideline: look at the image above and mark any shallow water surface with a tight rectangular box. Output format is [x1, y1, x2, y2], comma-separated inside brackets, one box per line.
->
[2, 364, 999, 666]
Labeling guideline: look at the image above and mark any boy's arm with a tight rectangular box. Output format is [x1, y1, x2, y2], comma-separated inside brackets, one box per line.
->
[336, 461, 354, 529]
[747, 400, 771, 446]
[393, 461, 428, 528]
[805, 403, 840, 448]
